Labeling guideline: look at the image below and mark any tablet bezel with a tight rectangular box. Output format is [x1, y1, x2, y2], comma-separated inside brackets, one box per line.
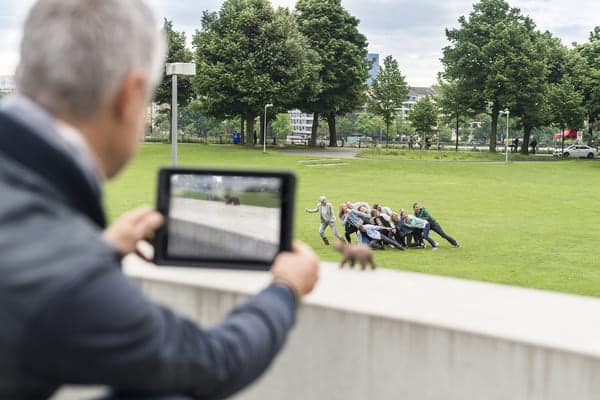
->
[153, 167, 295, 270]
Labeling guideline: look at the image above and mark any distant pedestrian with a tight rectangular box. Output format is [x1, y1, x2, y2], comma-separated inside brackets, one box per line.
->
[413, 202, 459, 248]
[513, 137, 519, 153]
[306, 196, 344, 245]
[530, 138, 537, 155]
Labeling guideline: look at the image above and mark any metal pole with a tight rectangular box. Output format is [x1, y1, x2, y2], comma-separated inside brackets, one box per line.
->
[264, 104, 272, 154]
[171, 74, 178, 166]
[505, 111, 510, 163]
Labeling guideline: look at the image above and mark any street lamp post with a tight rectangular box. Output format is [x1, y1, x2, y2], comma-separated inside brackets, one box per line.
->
[166, 62, 196, 166]
[500, 110, 510, 163]
[264, 103, 273, 154]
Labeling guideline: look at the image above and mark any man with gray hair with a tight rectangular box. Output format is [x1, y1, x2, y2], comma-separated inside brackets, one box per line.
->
[0, 0, 319, 398]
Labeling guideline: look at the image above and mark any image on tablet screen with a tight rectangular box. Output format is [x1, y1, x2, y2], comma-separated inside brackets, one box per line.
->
[167, 174, 282, 262]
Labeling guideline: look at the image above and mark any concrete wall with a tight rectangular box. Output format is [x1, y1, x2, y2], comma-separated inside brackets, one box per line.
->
[122, 258, 600, 400]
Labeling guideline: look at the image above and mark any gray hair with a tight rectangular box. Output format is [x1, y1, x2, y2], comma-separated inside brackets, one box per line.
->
[16, 0, 165, 120]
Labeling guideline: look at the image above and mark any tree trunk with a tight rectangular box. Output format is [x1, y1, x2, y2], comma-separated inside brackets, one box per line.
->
[521, 126, 532, 155]
[385, 122, 390, 147]
[259, 114, 265, 148]
[310, 112, 319, 147]
[455, 114, 459, 152]
[489, 104, 499, 152]
[246, 116, 256, 147]
[327, 112, 337, 147]
[240, 118, 245, 145]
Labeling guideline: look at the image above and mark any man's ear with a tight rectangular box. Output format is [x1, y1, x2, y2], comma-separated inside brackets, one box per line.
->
[112, 71, 146, 122]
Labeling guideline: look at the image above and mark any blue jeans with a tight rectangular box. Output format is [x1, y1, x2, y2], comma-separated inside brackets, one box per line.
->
[421, 223, 438, 248]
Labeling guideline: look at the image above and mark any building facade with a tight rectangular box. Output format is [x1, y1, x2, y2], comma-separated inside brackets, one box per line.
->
[400, 86, 434, 120]
[288, 109, 313, 137]
[367, 53, 380, 86]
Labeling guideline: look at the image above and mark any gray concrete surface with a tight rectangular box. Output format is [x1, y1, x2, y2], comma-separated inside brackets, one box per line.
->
[118, 258, 600, 400]
[168, 198, 280, 261]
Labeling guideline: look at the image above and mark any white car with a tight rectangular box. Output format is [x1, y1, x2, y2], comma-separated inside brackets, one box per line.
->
[553, 145, 597, 159]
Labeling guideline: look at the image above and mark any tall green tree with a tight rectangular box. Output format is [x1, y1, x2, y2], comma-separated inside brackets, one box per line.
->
[270, 113, 292, 138]
[437, 77, 472, 151]
[442, 0, 544, 152]
[366, 55, 409, 145]
[296, 0, 369, 147]
[194, 1, 316, 146]
[154, 19, 195, 138]
[574, 27, 600, 144]
[547, 78, 586, 152]
[408, 96, 438, 136]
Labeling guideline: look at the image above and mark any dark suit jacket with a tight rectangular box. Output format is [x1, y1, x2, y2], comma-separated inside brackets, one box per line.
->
[0, 109, 297, 399]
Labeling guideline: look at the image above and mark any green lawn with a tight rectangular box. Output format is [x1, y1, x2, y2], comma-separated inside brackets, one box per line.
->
[106, 144, 600, 297]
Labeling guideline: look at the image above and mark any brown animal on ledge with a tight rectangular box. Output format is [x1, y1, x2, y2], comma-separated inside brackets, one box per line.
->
[334, 241, 376, 270]
[224, 194, 240, 205]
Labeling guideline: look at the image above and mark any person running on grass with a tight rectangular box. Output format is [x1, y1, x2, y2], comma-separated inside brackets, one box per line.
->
[413, 202, 460, 248]
[305, 196, 344, 245]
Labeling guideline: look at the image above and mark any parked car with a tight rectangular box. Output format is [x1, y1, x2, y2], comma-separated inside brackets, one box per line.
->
[553, 144, 597, 159]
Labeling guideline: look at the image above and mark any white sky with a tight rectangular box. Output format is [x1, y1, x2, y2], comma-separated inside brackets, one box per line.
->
[0, 0, 598, 86]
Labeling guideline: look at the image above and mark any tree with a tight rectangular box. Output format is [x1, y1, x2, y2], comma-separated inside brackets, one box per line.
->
[574, 27, 600, 144]
[366, 55, 409, 146]
[408, 96, 438, 136]
[194, 1, 316, 146]
[437, 77, 473, 151]
[355, 113, 385, 137]
[154, 19, 195, 138]
[296, 0, 369, 147]
[547, 78, 586, 152]
[270, 113, 292, 139]
[442, 0, 544, 152]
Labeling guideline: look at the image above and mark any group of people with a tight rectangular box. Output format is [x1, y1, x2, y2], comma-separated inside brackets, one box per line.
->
[306, 197, 460, 252]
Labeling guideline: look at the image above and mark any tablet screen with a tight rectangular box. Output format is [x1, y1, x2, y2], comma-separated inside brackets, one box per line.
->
[166, 173, 283, 263]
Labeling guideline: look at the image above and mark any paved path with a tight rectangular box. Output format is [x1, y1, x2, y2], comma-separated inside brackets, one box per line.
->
[279, 147, 362, 159]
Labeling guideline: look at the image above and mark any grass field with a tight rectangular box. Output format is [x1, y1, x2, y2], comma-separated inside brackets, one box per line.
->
[106, 144, 600, 297]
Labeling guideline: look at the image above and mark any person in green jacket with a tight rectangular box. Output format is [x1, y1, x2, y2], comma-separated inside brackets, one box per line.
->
[306, 196, 344, 245]
[413, 202, 459, 248]
[400, 209, 439, 251]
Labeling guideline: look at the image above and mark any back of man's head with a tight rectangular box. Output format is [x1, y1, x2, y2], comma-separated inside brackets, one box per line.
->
[16, 0, 164, 121]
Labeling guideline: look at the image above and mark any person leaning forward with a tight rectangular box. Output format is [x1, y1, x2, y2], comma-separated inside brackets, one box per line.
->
[0, 1, 319, 398]
[413, 202, 460, 248]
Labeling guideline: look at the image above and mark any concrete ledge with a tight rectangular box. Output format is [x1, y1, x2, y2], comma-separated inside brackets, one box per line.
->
[123, 257, 600, 400]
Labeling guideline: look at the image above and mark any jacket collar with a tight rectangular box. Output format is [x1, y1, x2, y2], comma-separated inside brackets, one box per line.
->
[0, 110, 106, 228]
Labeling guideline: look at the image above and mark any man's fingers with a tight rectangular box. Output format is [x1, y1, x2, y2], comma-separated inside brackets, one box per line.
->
[127, 205, 156, 224]
[134, 211, 164, 240]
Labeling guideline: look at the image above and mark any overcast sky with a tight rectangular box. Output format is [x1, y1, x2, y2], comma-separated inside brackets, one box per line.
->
[0, 0, 598, 86]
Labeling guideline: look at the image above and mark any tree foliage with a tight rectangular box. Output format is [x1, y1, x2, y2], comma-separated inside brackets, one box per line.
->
[155, 19, 195, 107]
[442, 0, 545, 152]
[193, 0, 317, 146]
[573, 27, 600, 143]
[295, 0, 369, 146]
[408, 96, 438, 135]
[366, 55, 409, 145]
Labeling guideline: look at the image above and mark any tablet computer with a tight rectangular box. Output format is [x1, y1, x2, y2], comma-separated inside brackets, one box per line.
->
[153, 168, 295, 270]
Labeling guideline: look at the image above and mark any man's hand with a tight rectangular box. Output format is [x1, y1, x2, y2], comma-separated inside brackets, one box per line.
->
[102, 206, 164, 257]
[271, 241, 320, 300]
